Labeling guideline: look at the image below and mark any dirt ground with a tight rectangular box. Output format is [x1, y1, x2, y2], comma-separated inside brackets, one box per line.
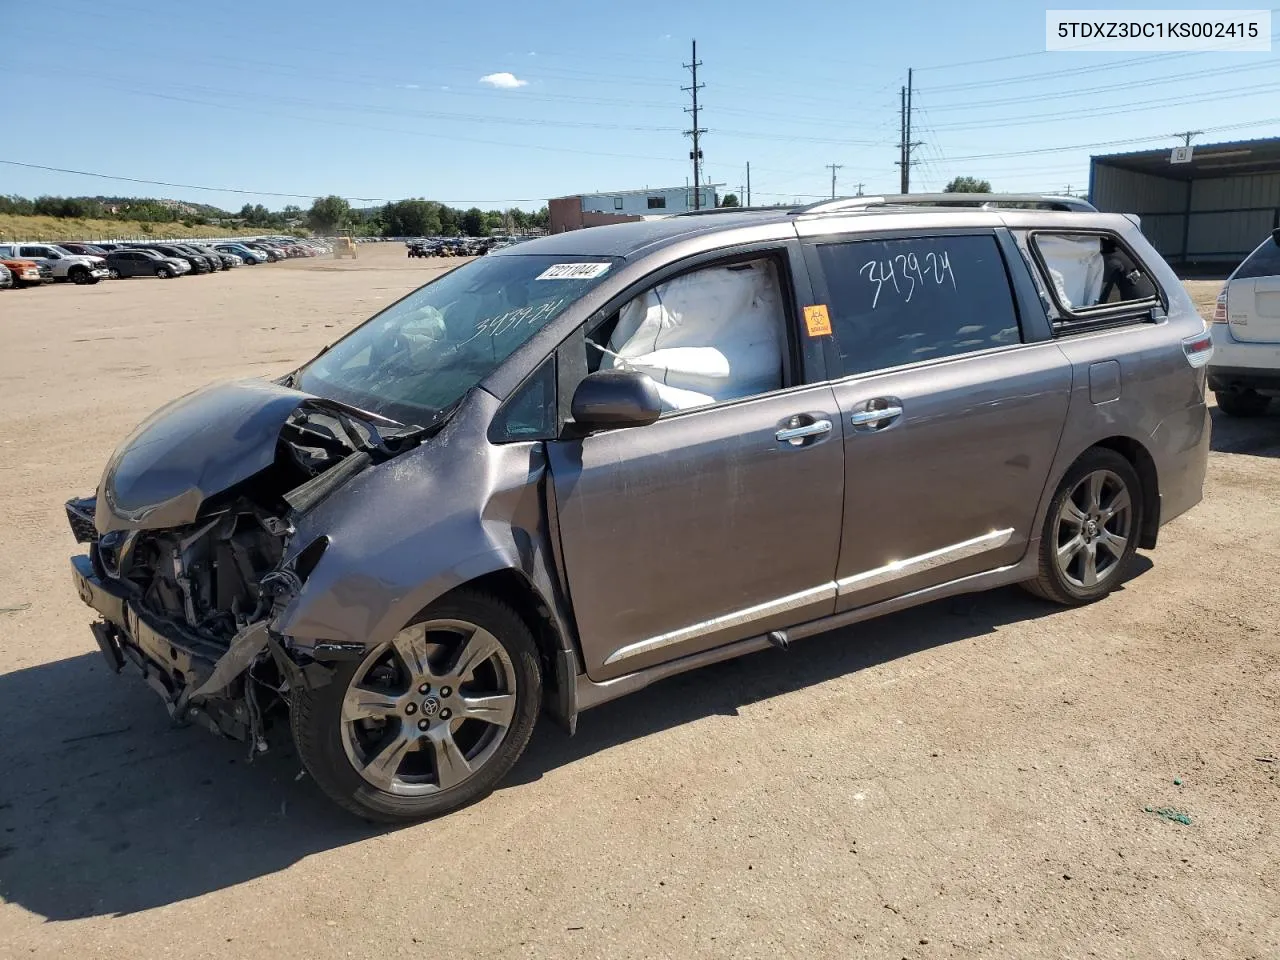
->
[0, 245, 1276, 960]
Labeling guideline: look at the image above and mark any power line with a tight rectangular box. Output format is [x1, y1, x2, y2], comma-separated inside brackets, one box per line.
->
[0, 159, 549, 205]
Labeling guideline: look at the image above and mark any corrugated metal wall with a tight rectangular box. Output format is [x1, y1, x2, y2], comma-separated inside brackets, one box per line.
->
[1092, 162, 1280, 263]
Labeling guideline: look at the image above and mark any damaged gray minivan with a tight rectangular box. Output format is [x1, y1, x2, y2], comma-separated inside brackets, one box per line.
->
[68, 198, 1213, 820]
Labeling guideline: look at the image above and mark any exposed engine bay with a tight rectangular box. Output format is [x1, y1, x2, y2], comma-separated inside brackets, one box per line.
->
[67, 383, 441, 750]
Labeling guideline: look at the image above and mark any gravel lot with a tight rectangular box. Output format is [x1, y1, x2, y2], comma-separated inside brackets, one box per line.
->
[0, 246, 1276, 960]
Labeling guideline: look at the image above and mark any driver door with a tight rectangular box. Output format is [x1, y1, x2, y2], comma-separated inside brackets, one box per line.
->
[546, 244, 846, 681]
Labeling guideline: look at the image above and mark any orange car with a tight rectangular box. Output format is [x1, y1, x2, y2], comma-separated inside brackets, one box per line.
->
[1, 257, 48, 287]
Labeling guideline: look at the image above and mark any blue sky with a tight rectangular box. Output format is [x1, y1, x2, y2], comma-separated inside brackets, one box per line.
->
[4, 0, 1278, 210]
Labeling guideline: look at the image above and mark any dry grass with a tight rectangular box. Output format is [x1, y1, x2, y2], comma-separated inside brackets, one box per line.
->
[0, 214, 244, 243]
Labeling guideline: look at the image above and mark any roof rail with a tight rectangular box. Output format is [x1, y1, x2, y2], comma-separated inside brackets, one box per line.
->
[796, 193, 1098, 215]
[670, 205, 787, 217]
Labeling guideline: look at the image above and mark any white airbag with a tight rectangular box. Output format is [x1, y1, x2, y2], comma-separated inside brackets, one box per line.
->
[607, 260, 784, 409]
[1038, 234, 1104, 309]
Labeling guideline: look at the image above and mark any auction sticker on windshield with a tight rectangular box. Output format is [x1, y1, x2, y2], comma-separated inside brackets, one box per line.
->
[536, 262, 612, 280]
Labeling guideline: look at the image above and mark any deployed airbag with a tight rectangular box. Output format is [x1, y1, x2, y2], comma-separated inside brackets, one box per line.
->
[1038, 234, 1104, 310]
[607, 260, 784, 410]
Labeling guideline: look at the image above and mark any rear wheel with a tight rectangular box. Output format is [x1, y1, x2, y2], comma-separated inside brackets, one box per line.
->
[292, 589, 541, 822]
[1214, 388, 1271, 417]
[1022, 448, 1142, 606]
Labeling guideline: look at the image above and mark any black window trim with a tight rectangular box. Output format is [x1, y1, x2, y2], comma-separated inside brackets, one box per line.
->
[800, 226, 1031, 384]
[1026, 227, 1166, 333]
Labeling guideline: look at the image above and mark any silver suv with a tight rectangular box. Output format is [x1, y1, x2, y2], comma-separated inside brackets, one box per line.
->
[66, 199, 1212, 820]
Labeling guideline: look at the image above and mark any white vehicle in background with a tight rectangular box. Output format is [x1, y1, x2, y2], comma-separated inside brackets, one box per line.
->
[1208, 228, 1280, 416]
[0, 243, 110, 285]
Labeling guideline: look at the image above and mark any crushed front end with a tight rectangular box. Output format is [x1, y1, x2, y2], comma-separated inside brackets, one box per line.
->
[66, 379, 434, 751]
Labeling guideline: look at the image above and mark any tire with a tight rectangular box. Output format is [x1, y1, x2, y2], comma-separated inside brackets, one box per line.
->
[1022, 447, 1143, 606]
[1214, 388, 1271, 417]
[70, 266, 93, 285]
[107, 268, 121, 280]
[292, 588, 542, 822]
[156, 266, 174, 279]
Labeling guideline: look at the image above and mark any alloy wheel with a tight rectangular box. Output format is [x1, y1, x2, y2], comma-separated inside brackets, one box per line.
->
[1055, 469, 1132, 589]
[340, 619, 517, 796]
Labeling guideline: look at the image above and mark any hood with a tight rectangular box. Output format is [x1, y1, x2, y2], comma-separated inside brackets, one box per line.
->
[95, 380, 316, 534]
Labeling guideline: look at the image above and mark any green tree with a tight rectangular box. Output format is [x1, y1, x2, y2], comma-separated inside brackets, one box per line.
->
[461, 207, 486, 236]
[943, 176, 992, 193]
[719, 193, 741, 207]
[308, 195, 351, 233]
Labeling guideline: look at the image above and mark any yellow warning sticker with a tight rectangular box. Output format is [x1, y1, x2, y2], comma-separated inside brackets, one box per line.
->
[803, 304, 833, 337]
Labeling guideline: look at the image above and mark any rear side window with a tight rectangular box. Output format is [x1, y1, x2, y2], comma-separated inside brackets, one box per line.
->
[1030, 231, 1158, 317]
[1234, 236, 1280, 280]
[813, 234, 1021, 377]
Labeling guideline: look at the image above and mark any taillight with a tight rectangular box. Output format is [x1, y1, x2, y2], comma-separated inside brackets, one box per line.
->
[1212, 290, 1228, 324]
[1182, 327, 1214, 368]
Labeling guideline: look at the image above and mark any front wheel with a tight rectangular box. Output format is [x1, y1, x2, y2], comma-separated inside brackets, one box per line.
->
[107, 267, 121, 279]
[155, 266, 174, 279]
[70, 266, 94, 285]
[292, 589, 542, 822]
[1214, 388, 1271, 417]
[1022, 448, 1142, 606]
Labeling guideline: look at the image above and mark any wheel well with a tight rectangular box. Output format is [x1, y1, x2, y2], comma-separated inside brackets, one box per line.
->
[1092, 436, 1160, 549]
[436, 570, 576, 729]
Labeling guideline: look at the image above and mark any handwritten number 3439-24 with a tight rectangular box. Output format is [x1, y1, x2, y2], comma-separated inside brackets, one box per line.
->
[858, 250, 956, 309]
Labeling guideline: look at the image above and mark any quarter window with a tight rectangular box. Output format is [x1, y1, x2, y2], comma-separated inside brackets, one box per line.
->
[1233, 235, 1280, 280]
[814, 234, 1022, 377]
[1031, 231, 1157, 314]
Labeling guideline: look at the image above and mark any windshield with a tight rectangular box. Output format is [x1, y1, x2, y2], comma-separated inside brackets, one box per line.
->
[297, 254, 614, 424]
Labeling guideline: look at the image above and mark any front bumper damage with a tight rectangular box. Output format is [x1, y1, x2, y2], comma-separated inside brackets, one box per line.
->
[71, 553, 273, 743]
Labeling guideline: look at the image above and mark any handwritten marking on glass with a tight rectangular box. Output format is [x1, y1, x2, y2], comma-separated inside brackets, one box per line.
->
[858, 248, 956, 308]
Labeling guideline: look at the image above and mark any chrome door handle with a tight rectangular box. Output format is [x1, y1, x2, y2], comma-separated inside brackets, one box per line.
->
[850, 405, 903, 427]
[775, 419, 832, 444]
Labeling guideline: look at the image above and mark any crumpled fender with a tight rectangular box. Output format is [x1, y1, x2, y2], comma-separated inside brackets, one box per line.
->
[272, 390, 578, 670]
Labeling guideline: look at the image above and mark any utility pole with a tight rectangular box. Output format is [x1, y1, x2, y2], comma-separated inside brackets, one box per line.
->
[854, 182, 865, 196]
[683, 40, 706, 210]
[1172, 129, 1203, 147]
[746, 161, 751, 206]
[827, 163, 843, 199]
[897, 67, 922, 193]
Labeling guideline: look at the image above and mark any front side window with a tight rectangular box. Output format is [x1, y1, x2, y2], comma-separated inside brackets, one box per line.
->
[298, 255, 615, 424]
[814, 234, 1021, 377]
[585, 256, 788, 413]
[1233, 235, 1280, 280]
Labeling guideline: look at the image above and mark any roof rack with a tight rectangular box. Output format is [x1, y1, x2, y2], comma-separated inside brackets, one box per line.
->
[670, 205, 788, 217]
[795, 193, 1097, 215]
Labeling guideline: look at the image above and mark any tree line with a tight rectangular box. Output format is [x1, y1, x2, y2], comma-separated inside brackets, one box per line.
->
[0, 192, 550, 238]
[308, 195, 549, 237]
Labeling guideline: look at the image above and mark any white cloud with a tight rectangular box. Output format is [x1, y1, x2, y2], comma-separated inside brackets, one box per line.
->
[527, 50, 537, 57]
[397, 83, 421, 90]
[479, 72, 528, 89]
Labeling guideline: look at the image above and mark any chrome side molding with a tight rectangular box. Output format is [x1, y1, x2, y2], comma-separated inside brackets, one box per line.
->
[603, 528, 1016, 666]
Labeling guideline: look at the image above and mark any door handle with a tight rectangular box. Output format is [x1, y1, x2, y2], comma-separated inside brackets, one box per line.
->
[775, 419, 832, 444]
[849, 404, 903, 428]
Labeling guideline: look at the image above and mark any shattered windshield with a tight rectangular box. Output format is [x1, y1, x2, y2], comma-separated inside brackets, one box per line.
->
[297, 254, 615, 424]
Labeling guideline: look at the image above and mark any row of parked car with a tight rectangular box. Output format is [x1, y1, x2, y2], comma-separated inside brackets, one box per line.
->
[404, 236, 525, 258]
[0, 237, 335, 288]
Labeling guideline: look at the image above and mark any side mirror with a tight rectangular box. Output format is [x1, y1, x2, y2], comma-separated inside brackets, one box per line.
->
[570, 370, 663, 431]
